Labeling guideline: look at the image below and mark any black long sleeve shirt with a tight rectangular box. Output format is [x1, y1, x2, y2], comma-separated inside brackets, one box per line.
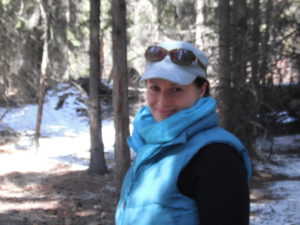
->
[178, 143, 250, 225]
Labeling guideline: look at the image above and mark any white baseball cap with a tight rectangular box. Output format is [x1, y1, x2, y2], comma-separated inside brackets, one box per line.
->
[140, 40, 208, 85]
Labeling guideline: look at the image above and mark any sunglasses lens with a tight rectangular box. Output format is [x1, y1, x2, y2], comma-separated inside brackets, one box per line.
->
[170, 49, 196, 65]
[145, 46, 197, 66]
[145, 46, 166, 62]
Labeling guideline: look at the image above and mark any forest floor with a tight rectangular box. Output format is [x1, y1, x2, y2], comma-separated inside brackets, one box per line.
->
[0, 147, 117, 225]
[1, 136, 300, 225]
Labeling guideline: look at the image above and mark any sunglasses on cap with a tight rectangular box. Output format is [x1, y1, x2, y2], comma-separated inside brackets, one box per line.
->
[145, 46, 206, 71]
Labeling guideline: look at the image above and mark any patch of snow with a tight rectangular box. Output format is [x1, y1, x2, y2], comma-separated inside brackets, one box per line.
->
[0, 84, 115, 169]
[254, 154, 300, 179]
[251, 181, 300, 225]
[251, 134, 300, 225]
[275, 111, 297, 124]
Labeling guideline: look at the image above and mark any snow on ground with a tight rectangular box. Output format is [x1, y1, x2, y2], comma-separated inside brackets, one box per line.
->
[1, 84, 300, 225]
[0, 84, 116, 171]
[251, 180, 300, 225]
[251, 134, 300, 225]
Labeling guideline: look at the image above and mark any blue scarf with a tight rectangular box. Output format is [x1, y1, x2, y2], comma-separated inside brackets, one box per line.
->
[128, 96, 219, 155]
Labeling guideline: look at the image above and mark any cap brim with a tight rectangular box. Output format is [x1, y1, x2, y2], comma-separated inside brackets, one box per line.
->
[140, 57, 199, 85]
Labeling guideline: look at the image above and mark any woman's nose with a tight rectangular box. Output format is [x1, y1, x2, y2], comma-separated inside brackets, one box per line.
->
[157, 91, 171, 107]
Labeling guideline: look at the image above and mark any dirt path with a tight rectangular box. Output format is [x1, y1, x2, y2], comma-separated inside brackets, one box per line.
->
[0, 148, 117, 225]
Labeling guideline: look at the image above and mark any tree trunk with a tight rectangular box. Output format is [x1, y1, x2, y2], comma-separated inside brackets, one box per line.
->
[231, 0, 248, 87]
[88, 0, 107, 174]
[251, 0, 261, 88]
[35, 0, 49, 150]
[17, 3, 42, 101]
[217, 0, 232, 129]
[47, 0, 69, 81]
[230, 0, 249, 136]
[260, 0, 273, 86]
[112, 0, 131, 193]
[156, 0, 167, 40]
[195, 0, 207, 47]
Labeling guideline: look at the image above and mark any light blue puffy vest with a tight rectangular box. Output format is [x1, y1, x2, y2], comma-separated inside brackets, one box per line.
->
[115, 126, 252, 225]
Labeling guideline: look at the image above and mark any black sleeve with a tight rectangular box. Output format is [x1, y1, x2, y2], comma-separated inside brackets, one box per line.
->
[178, 143, 250, 225]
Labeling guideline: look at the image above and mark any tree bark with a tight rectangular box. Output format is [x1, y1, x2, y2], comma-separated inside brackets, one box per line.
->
[260, 0, 273, 86]
[88, 0, 107, 174]
[47, 0, 69, 81]
[35, 0, 49, 150]
[251, 0, 261, 88]
[217, 0, 232, 129]
[231, 0, 248, 87]
[17, 3, 42, 101]
[195, 0, 207, 47]
[112, 0, 131, 193]
[230, 0, 249, 137]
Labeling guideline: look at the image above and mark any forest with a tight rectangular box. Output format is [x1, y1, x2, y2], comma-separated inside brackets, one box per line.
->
[0, 0, 300, 224]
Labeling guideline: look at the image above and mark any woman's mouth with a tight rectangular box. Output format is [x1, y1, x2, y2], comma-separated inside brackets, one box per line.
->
[156, 109, 177, 119]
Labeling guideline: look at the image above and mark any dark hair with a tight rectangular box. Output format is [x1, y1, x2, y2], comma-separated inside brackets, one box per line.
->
[194, 77, 210, 96]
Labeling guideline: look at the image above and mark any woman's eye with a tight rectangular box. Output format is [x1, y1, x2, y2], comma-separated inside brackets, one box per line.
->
[171, 87, 183, 93]
[149, 85, 159, 91]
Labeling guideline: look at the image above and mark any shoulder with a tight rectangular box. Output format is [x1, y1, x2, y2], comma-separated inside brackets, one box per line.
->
[186, 143, 243, 169]
[178, 143, 250, 225]
[178, 143, 248, 197]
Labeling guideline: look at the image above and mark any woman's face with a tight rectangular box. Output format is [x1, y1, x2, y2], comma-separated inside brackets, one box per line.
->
[146, 79, 207, 121]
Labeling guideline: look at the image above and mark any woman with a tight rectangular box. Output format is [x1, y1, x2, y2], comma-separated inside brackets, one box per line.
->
[115, 40, 252, 225]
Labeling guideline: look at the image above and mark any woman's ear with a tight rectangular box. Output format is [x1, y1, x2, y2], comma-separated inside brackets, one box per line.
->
[199, 82, 208, 98]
